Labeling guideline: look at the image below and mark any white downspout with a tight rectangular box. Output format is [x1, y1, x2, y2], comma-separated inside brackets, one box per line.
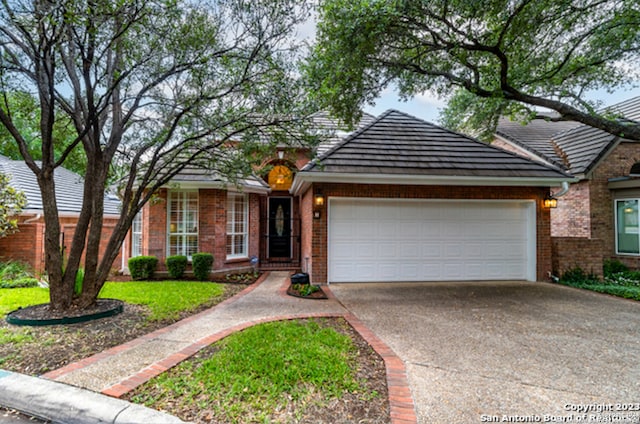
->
[24, 213, 42, 224]
[551, 181, 570, 198]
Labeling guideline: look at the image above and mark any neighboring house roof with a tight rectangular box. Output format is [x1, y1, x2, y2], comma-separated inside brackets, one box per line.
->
[495, 115, 581, 167]
[0, 156, 121, 216]
[292, 110, 573, 193]
[496, 96, 640, 177]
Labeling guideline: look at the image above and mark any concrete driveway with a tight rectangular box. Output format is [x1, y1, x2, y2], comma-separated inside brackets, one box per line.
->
[329, 281, 640, 424]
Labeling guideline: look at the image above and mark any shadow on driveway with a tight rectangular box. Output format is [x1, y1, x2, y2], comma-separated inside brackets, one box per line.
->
[330, 281, 640, 424]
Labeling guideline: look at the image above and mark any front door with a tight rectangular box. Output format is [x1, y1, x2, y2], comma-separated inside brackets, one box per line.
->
[268, 197, 292, 258]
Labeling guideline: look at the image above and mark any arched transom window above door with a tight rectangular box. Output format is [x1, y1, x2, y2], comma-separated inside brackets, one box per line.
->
[268, 165, 293, 191]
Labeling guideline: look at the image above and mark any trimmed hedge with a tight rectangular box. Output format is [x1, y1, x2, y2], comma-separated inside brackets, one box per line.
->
[192, 253, 213, 281]
[165, 255, 188, 279]
[128, 256, 158, 280]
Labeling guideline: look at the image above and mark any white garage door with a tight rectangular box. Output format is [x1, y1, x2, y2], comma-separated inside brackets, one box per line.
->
[328, 198, 536, 282]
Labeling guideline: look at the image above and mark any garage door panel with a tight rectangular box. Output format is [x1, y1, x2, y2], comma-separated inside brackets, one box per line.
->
[329, 198, 535, 282]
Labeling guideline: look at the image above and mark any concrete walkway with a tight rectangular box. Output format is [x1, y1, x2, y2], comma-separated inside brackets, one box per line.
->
[1, 272, 417, 424]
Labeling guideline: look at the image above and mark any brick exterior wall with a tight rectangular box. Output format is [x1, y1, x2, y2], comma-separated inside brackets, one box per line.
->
[549, 142, 640, 276]
[493, 138, 640, 276]
[305, 183, 552, 284]
[552, 237, 604, 276]
[550, 181, 590, 237]
[299, 187, 314, 275]
[142, 188, 261, 273]
[0, 214, 122, 274]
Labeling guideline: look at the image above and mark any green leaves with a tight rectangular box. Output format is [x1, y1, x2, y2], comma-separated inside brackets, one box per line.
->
[0, 172, 26, 239]
[308, 0, 640, 139]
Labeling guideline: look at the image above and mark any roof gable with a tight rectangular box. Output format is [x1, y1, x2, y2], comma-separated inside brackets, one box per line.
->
[303, 110, 571, 180]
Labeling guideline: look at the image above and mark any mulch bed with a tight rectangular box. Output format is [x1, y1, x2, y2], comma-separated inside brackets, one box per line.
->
[286, 284, 329, 299]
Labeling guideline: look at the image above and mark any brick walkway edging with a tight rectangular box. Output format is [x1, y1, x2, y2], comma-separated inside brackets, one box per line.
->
[44, 273, 418, 424]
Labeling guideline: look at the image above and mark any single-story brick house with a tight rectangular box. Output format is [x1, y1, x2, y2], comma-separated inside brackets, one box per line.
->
[137, 109, 573, 283]
[0, 155, 122, 273]
[493, 96, 640, 276]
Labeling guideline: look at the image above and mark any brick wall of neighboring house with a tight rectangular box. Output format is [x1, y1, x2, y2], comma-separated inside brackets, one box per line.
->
[552, 237, 604, 277]
[550, 181, 591, 237]
[0, 215, 44, 273]
[307, 183, 552, 284]
[550, 142, 640, 276]
[0, 214, 122, 275]
[141, 188, 261, 273]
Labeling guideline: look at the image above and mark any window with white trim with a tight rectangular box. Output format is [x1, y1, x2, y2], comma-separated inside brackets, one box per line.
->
[168, 190, 198, 258]
[131, 211, 142, 257]
[616, 199, 640, 255]
[226, 193, 248, 259]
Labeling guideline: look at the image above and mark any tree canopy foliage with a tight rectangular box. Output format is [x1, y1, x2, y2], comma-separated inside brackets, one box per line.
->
[0, 92, 86, 174]
[0, 172, 26, 238]
[307, 0, 640, 140]
[0, 0, 315, 311]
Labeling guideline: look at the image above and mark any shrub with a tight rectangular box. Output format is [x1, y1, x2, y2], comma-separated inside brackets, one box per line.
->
[192, 253, 213, 281]
[0, 277, 39, 288]
[560, 266, 600, 284]
[603, 259, 628, 277]
[165, 255, 188, 279]
[128, 256, 158, 280]
[0, 260, 34, 281]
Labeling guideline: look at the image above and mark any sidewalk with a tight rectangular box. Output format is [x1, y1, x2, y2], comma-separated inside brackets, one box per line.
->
[1, 271, 417, 424]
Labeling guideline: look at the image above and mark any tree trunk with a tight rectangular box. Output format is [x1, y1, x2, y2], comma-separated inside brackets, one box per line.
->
[37, 170, 73, 310]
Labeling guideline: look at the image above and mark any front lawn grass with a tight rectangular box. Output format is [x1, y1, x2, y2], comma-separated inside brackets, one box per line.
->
[99, 281, 225, 321]
[0, 287, 50, 316]
[128, 319, 371, 423]
[0, 281, 226, 322]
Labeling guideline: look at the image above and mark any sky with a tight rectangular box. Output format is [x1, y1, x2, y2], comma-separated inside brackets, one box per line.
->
[362, 86, 640, 125]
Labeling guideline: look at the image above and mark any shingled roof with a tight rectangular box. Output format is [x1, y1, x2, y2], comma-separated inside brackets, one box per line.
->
[496, 96, 640, 177]
[293, 110, 572, 191]
[165, 164, 270, 193]
[0, 156, 121, 215]
[495, 115, 581, 167]
[312, 111, 377, 156]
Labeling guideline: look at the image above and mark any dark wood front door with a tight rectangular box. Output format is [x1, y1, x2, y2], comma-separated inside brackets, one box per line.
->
[268, 197, 292, 258]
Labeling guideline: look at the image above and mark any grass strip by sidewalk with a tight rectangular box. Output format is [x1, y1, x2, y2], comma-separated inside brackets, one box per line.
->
[128, 319, 373, 423]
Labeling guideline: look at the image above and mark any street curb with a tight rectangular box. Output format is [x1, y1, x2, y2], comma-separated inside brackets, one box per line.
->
[0, 370, 186, 424]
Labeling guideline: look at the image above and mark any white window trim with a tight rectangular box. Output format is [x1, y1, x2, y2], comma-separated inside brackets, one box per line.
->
[167, 190, 199, 259]
[131, 210, 143, 258]
[227, 192, 248, 259]
[615, 198, 640, 256]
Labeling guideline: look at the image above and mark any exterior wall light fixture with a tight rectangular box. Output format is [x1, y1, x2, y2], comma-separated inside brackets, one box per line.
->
[543, 195, 558, 209]
[313, 191, 324, 219]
